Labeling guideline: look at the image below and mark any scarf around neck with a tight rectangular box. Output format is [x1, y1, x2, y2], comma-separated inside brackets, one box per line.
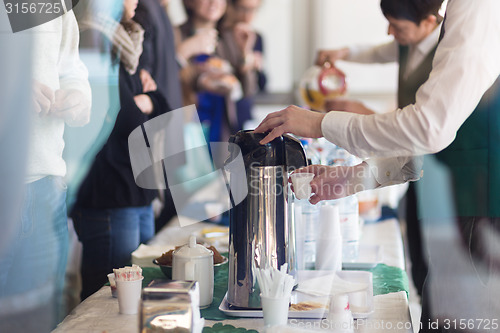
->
[80, 12, 144, 74]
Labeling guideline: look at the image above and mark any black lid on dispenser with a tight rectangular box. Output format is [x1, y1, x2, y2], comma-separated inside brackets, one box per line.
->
[228, 130, 307, 172]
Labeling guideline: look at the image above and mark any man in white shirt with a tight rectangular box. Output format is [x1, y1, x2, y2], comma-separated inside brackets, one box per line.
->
[256, 0, 500, 329]
[0, 10, 91, 332]
[255, 0, 500, 201]
[318, 0, 443, 315]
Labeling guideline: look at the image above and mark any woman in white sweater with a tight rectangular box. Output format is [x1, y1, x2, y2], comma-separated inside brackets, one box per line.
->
[0, 9, 91, 332]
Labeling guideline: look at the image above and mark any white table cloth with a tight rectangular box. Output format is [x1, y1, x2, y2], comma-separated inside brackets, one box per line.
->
[54, 218, 412, 332]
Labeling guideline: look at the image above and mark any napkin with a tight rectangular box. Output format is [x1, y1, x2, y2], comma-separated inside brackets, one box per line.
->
[131, 244, 175, 267]
[296, 273, 368, 296]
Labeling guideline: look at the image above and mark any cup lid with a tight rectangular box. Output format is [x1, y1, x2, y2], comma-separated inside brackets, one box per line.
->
[173, 235, 213, 259]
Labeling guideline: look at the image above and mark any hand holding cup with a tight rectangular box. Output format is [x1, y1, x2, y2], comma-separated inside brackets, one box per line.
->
[290, 172, 315, 200]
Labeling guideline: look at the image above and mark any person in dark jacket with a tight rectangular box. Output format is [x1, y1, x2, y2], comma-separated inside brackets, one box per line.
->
[71, 0, 169, 300]
[134, 0, 186, 232]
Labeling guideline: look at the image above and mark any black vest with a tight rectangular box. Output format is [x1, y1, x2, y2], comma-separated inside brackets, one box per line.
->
[397, 45, 437, 108]
[399, 36, 500, 216]
[435, 77, 500, 216]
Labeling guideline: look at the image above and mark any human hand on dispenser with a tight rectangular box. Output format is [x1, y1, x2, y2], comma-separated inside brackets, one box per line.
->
[291, 163, 379, 204]
[254, 105, 325, 145]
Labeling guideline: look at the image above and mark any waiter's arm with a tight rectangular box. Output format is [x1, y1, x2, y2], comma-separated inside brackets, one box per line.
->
[322, 0, 500, 158]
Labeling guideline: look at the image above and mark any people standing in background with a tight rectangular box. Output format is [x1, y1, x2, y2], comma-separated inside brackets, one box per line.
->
[0, 10, 32, 267]
[218, 0, 267, 130]
[0, 8, 91, 333]
[175, 0, 243, 144]
[135, 0, 183, 109]
[316, 0, 443, 324]
[134, 0, 186, 232]
[71, 0, 169, 300]
[67, 0, 145, 212]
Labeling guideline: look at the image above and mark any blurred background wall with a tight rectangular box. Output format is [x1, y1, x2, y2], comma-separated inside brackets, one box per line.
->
[168, 0, 398, 99]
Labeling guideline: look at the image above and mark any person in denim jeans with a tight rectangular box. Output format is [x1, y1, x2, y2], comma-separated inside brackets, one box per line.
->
[0, 10, 91, 333]
[0, 177, 70, 332]
[72, 207, 155, 300]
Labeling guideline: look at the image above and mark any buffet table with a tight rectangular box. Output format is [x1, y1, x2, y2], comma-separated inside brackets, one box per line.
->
[53, 217, 413, 333]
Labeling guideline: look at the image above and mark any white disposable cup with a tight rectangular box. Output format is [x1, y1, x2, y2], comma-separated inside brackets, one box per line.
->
[260, 294, 289, 327]
[316, 205, 343, 271]
[290, 173, 315, 200]
[116, 277, 144, 314]
[107, 273, 117, 298]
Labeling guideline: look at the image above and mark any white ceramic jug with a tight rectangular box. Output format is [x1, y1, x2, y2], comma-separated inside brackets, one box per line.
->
[172, 235, 214, 308]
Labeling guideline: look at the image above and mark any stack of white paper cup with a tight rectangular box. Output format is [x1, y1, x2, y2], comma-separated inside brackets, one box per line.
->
[290, 172, 315, 200]
[316, 204, 342, 271]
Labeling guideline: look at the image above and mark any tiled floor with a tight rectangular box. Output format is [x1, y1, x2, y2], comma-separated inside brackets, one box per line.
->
[402, 215, 500, 333]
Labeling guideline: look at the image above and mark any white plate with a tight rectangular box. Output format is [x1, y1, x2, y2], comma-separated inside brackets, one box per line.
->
[219, 293, 329, 319]
[342, 244, 382, 270]
[219, 271, 374, 319]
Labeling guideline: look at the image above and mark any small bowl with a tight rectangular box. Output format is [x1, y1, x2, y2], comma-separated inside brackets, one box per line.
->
[153, 256, 228, 279]
[153, 259, 173, 279]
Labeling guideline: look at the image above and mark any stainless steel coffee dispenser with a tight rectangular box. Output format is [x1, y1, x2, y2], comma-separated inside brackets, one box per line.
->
[225, 130, 307, 308]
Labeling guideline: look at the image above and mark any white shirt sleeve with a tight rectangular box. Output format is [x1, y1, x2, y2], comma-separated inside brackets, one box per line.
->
[347, 40, 399, 64]
[365, 156, 424, 187]
[322, 0, 500, 164]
